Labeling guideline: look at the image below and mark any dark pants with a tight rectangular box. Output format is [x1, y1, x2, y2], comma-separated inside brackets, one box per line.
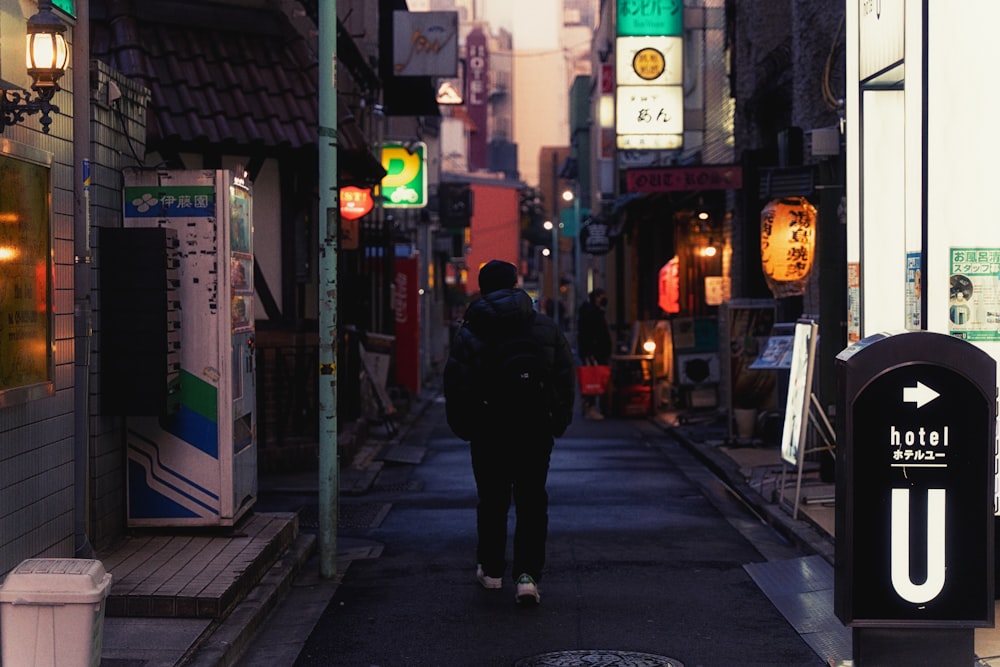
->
[471, 434, 554, 582]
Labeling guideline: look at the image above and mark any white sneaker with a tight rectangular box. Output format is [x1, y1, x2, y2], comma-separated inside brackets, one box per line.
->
[515, 573, 540, 606]
[584, 406, 605, 420]
[476, 564, 501, 590]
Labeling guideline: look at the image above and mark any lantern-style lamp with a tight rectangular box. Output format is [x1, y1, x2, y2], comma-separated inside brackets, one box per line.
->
[760, 196, 817, 298]
[1, 0, 69, 134]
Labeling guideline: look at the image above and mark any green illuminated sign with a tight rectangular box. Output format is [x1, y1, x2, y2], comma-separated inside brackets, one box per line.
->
[52, 0, 75, 18]
[617, 0, 682, 37]
[381, 142, 427, 209]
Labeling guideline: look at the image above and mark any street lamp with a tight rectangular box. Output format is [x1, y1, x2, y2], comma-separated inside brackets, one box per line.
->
[562, 187, 582, 337]
[543, 219, 559, 325]
[1, 0, 69, 134]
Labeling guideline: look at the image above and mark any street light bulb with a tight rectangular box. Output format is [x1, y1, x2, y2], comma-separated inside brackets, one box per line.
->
[543, 220, 554, 231]
[562, 190, 574, 202]
[542, 248, 551, 257]
[642, 340, 656, 354]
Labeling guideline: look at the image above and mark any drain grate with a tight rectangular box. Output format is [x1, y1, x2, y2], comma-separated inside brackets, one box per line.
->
[514, 650, 684, 667]
[297, 502, 391, 530]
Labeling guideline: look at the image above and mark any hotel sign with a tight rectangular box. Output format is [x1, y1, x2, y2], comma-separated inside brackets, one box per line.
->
[836, 331, 995, 626]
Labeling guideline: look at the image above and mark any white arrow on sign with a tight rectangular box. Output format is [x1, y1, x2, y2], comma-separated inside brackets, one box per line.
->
[903, 381, 939, 409]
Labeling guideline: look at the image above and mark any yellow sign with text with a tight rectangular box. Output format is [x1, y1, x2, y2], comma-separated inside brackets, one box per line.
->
[381, 142, 427, 208]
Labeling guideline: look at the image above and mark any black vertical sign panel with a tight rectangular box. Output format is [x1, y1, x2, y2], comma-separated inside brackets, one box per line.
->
[836, 331, 995, 627]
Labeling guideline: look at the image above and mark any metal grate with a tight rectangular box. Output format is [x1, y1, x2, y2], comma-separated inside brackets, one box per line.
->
[514, 651, 684, 667]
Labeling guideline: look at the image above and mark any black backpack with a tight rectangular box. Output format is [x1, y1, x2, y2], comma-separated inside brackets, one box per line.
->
[479, 316, 554, 420]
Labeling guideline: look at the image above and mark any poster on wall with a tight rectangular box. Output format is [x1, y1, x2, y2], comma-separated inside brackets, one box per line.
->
[0, 146, 53, 403]
[905, 251, 921, 330]
[948, 247, 1000, 342]
[847, 262, 860, 343]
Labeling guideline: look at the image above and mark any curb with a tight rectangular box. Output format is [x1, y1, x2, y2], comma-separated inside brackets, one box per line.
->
[182, 531, 318, 667]
[665, 423, 835, 565]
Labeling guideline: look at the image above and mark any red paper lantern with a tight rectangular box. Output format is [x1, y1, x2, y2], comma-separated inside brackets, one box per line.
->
[760, 197, 817, 298]
[340, 186, 374, 221]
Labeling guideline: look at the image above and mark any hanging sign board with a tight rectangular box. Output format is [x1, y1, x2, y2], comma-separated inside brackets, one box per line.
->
[340, 186, 374, 220]
[616, 0, 683, 36]
[392, 11, 459, 77]
[381, 142, 427, 208]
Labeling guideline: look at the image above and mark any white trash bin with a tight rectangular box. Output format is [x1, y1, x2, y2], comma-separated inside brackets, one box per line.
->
[0, 559, 112, 667]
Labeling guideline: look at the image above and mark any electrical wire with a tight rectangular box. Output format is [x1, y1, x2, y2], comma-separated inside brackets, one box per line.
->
[822, 14, 845, 112]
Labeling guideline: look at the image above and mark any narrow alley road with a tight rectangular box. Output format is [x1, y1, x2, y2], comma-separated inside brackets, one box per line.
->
[290, 395, 825, 667]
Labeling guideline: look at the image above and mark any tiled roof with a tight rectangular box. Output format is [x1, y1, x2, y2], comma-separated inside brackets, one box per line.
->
[90, 1, 319, 151]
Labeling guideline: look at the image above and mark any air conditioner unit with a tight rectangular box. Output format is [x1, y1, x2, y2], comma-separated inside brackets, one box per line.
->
[676, 352, 720, 386]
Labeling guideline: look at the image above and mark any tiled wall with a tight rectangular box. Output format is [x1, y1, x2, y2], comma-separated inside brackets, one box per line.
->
[0, 21, 78, 575]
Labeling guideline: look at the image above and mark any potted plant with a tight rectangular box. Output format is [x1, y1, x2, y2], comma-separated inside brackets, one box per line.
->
[732, 371, 776, 439]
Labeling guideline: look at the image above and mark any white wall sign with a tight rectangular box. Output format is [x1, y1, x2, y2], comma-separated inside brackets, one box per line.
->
[616, 85, 683, 149]
[858, 0, 904, 82]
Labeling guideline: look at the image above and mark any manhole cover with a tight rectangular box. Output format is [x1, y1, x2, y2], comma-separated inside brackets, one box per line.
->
[514, 650, 684, 667]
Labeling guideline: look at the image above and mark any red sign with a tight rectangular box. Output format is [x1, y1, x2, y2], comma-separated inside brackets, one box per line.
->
[601, 63, 614, 94]
[394, 256, 420, 394]
[340, 186, 374, 220]
[625, 165, 743, 193]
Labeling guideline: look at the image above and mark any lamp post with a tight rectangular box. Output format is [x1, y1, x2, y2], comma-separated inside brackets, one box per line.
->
[562, 187, 582, 338]
[543, 219, 559, 325]
[1, 0, 69, 134]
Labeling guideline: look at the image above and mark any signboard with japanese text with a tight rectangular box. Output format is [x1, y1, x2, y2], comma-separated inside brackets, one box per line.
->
[381, 142, 427, 209]
[617, 0, 682, 36]
[124, 185, 215, 218]
[948, 247, 1000, 341]
[616, 85, 683, 149]
[835, 331, 995, 627]
[626, 165, 743, 193]
[616, 36, 682, 86]
[614, 2, 683, 151]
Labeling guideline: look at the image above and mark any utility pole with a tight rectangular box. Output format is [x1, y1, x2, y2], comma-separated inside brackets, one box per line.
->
[317, 0, 339, 579]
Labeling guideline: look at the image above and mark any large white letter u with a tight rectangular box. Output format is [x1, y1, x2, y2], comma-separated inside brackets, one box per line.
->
[890, 488, 946, 604]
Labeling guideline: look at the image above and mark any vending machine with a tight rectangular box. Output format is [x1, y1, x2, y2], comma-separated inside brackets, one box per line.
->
[117, 169, 257, 527]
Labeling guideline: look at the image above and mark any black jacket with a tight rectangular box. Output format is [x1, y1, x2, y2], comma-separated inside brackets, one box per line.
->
[444, 288, 576, 441]
[577, 300, 612, 364]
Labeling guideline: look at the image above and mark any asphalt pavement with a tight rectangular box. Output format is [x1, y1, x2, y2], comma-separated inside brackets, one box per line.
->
[250, 391, 837, 667]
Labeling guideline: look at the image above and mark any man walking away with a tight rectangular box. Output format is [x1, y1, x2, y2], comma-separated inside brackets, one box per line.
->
[444, 259, 575, 606]
[577, 288, 612, 419]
